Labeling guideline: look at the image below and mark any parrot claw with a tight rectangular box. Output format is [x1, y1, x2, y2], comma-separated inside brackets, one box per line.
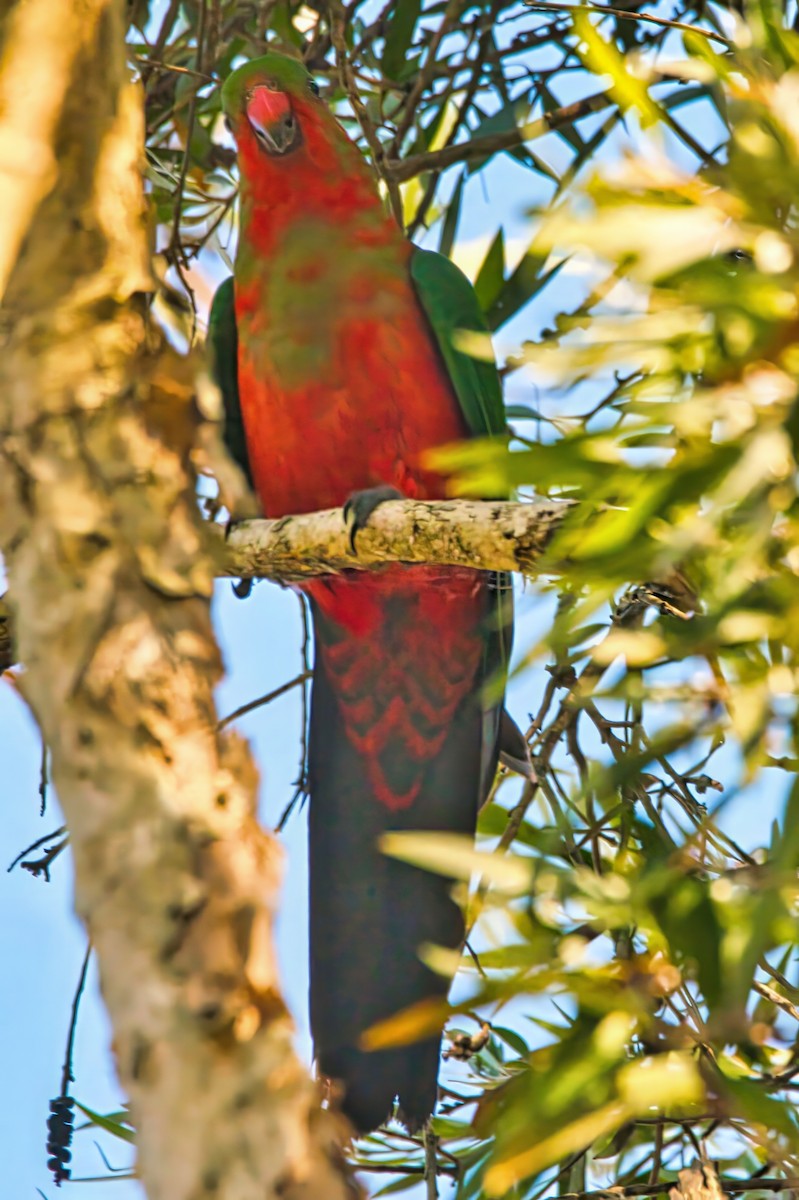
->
[343, 485, 404, 552]
[223, 516, 255, 599]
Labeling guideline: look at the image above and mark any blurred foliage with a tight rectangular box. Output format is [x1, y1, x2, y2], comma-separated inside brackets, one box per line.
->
[52, 0, 799, 1196]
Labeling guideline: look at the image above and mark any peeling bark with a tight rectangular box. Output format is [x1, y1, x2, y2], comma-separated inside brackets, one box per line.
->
[0, 3, 356, 1198]
[222, 497, 570, 583]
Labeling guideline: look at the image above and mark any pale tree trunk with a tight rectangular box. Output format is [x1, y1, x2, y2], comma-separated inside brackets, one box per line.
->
[0, 2, 356, 1197]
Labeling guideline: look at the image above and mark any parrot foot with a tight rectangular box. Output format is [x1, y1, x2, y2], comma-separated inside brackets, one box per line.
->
[224, 517, 255, 599]
[343, 485, 404, 552]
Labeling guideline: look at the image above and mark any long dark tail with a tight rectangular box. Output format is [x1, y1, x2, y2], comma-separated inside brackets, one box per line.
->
[306, 599, 489, 1133]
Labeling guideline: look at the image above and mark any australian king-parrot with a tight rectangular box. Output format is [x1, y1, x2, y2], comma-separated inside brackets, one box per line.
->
[211, 52, 526, 1133]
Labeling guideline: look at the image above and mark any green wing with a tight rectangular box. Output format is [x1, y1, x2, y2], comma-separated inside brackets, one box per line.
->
[410, 246, 506, 438]
[411, 248, 530, 791]
[208, 276, 253, 487]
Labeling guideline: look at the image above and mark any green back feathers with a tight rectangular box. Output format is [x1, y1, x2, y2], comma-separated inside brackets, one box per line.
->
[208, 277, 253, 486]
[410, 247, 512, 758]
[410, 247, 506, 439]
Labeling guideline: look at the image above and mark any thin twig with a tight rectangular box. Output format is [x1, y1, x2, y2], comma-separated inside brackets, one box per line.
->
[60, 943, 91, 1097]
[390, 0, 465, 155]
[385, 67, 697, 183]
[406, 9, 491, 238]
[217, 670, 312, 730]
[60, 1175, 137, 1184]
[558, 1179, 799, 1199]
[424, 1122, 439, 1200]
[294, 595, 311, 798]
[329, 0, 403, 225]
[39, 739, 48, 816]
[168, 0, 208, 332]
[7, 825, 67, 873]
[19, 837, 70, 882]
[754, 980, 799, 1025]
[146, 0, 181, 76]
[273, 600, 313, 832]
[192, 189, 237, 259]
[349, 1159, 457, 1177]
[275, 783, 307, 834]
[133, 55, 214, 81]
[649, 1120, 664, 1185]
[385, 86, 616, 182]
[760, 959, 799, 997]
[522, 1, 732, 46]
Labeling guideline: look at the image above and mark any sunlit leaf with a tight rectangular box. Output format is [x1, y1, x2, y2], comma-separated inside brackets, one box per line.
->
[617, 1053, 704, 1111]
[484, 1102, 629, 1195]
[360, 996, 450, 1050]
[572, 10, 662, 127]
[73, 1101, 136, 1144]
[380, 832, 533, 894]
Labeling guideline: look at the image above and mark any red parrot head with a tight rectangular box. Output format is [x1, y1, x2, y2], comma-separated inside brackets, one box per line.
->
[220, 51, 384, 226]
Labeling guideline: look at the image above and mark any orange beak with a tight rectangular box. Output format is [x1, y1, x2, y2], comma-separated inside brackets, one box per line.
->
[246, 86, 299, 155]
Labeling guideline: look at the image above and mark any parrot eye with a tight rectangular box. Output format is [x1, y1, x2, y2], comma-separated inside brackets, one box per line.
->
[266, 79, 279, 91]
[308, 79, 320, 97]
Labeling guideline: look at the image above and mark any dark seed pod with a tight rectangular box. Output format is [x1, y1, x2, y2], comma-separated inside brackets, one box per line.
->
[46, 1095, 75, 1187]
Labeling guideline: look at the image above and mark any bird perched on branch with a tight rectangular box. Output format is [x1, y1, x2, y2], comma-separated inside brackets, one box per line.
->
[210, 51, 527, 1133]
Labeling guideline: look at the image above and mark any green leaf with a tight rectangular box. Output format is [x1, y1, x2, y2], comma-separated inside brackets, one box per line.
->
[492, 1024, 532, 1057]
[438, 172, 465, 260]
[474, 228, 505, 313]
[373, 1172, 424, 1196]
[715, 1068, 799, 1140]
[467, 100, 530, 174]
[488, 251, 565, 332]
[540, 81, 586, 154]
[572, 10, 662, 128]
[73, 1101, 136, 1144]
[505, 404, 540, 420]
[380, 831, 532, 893]
[430, 1115, 473, 1138]
[382, 0, 423, 81]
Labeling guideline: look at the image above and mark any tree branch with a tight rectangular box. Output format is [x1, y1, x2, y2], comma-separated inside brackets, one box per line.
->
[382, 66, 693, 184]
[221, 498, 570, 583]
[384, 88, 615, 182]
[522, 0, 731, 45]
[0, 3, 356, 1197]
[558, 1178, 799, 1200]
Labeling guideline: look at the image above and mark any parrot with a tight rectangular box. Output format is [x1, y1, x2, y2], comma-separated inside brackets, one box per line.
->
[210, 51, 527, 1134]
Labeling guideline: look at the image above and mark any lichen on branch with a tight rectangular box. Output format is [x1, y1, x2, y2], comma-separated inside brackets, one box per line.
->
[221, 497, 570, 583]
